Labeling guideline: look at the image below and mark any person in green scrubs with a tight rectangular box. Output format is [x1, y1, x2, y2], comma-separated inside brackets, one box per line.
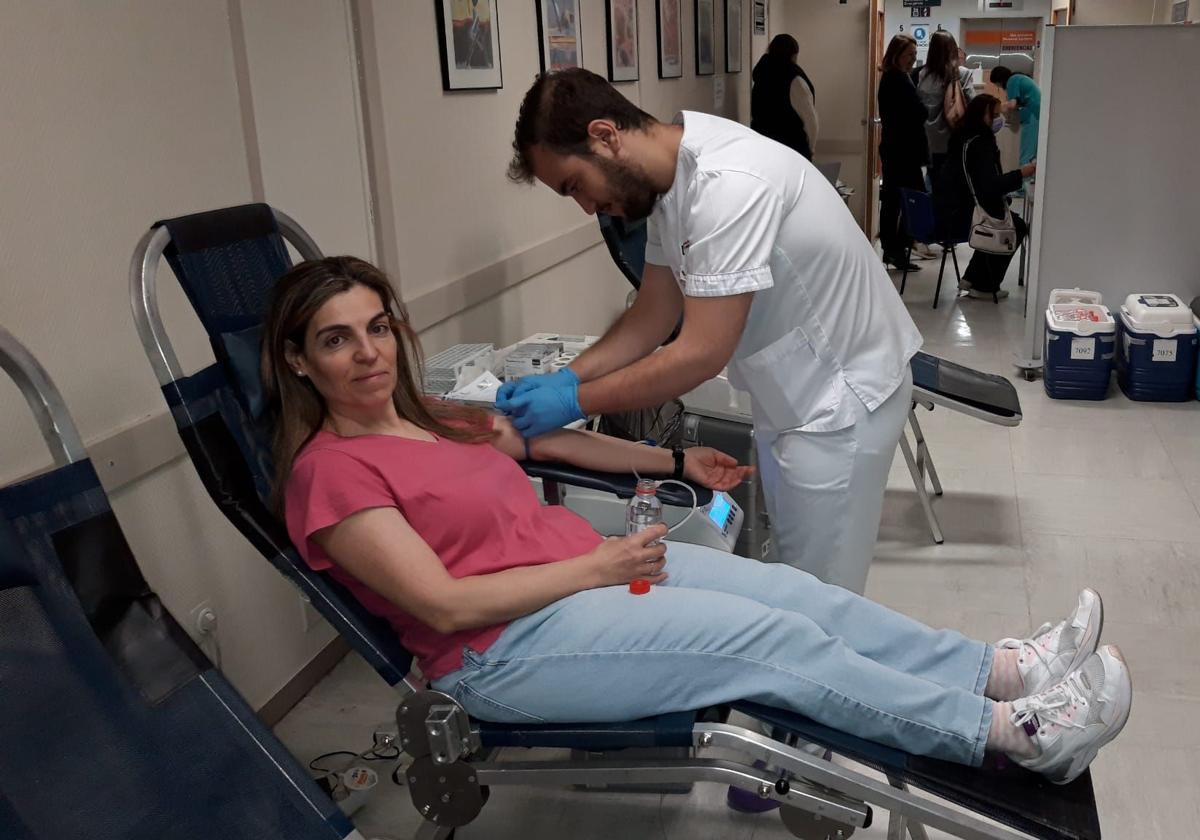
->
[990, 66, 1041, 166]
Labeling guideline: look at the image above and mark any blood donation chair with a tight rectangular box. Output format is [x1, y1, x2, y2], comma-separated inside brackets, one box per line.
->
[598, 214, 1025, 546]
[0, 326, 363, 840]
[129, 204, 1098, 840]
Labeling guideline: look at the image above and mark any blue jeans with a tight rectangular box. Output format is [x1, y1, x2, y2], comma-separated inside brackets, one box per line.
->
[433, 544, 994, 766]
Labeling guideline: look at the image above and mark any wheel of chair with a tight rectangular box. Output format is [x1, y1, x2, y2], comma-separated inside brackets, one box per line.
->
[779, 804, 856, 840]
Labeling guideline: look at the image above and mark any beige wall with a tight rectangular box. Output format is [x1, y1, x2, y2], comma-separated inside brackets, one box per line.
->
[0, 0, 338, 711]
[1072, 0, 1159, 24]
[0, 0, 760, 710]
[365, 0, 752, 327]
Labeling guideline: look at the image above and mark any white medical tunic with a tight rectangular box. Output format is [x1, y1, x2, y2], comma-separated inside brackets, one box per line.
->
[645, 111, 922, 435]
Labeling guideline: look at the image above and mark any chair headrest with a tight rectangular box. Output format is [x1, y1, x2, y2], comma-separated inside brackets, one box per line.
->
[214, 323, 267, 421]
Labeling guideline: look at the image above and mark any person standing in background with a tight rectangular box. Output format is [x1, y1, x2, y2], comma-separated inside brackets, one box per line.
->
[917, 31, 974, 185]
[877, 34, 929, 272]
[751, 34, 819, 160]
[989, 66, 1041, 169]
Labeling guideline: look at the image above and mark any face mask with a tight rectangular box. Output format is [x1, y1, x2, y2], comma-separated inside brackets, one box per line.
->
[992, 117, 1005, 134]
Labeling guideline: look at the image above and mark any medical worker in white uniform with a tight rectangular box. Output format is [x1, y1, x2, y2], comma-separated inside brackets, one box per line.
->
[500, 69, 922, 594]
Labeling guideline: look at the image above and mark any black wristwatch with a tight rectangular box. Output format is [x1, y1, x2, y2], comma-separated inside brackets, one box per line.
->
[671, 446, 686, 481]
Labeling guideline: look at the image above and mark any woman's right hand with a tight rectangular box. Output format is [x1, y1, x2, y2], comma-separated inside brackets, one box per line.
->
[580, 524, 669, 588]
[1020, 161, 1037, 178]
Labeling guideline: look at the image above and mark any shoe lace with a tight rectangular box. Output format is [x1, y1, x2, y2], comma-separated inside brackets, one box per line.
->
[1011, 669, 1091, 733]
[998, 620, 1057, 673]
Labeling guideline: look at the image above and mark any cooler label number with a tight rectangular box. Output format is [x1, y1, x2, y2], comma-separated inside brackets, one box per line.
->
[1070, 338, 1095, 360]
[1152, 339, 1177, 362]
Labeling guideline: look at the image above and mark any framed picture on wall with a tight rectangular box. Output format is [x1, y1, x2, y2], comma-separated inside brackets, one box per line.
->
[725, 0, 743, 73]
[435, 0, 503, 90]
[695, 0, 716, 76]
[753, 0, 766, 36]
[606, 0, 640, 82]
[536, 0, 583, 72]
[657, 0, 684, 79]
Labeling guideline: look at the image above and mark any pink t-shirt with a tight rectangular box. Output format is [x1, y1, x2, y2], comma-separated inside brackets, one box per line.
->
[285, 425, 604, 682]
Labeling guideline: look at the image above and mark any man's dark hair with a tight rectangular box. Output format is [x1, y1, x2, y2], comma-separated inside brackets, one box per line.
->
[507, 68, 656, 184]
[990, 66, 1013, 87]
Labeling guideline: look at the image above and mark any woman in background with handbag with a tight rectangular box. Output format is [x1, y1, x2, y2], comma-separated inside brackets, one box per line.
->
[934, 94, 1036, 301]
[916, 31, 974, 186]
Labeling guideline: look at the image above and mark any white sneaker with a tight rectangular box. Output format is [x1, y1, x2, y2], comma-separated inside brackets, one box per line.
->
[998, 588, 1104, 696]
[967, 289, 1009, 300]
[1010, 646, 1132, 785]
[912, 242, 938, 260]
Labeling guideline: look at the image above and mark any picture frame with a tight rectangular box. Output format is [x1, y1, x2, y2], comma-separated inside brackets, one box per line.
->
[725, 0, 743, 73]
[536, 0, 583, 73]
[606, 0, 640, 82]
[656, 0, 684, 79]
[435, 0, 503, 91]
[695, 0, 716, 76]
[753, 0, 767, 36]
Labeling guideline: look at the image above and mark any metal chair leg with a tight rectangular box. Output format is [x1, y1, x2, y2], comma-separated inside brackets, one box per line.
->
[950, 245, 963, 286]
[900, 245, 912, 296]
[932, 249, 948, 309]
[898, 417, 944, 545]
[908, 408, 943, 497]
[886, 775, 931, 840]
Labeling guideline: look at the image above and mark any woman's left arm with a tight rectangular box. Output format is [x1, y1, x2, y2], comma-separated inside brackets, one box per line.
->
[489, 415, 752, 492]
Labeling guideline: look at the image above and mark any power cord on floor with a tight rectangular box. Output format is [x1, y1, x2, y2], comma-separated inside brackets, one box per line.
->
[307, 730, 405, 817]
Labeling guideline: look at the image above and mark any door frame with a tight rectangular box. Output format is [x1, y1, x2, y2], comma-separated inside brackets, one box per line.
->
[864, 0, 883, 241]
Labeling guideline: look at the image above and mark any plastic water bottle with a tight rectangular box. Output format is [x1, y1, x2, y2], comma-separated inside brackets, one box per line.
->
[626, 478, 663, 543]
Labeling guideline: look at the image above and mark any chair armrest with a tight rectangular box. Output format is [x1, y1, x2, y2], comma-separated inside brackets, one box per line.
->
[521, 461, 714, 508]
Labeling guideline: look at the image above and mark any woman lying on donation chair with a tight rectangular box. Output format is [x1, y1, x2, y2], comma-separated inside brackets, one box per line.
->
[263, 256, 1131, 785]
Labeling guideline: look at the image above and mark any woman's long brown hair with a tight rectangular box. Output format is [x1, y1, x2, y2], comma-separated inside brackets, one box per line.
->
[924, 31, 959, 83]
[261, 256, 492, 512]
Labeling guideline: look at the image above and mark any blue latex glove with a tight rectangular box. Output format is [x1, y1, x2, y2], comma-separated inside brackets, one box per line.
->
[496, 367, 580, 412]
[502, 377, 585, 437]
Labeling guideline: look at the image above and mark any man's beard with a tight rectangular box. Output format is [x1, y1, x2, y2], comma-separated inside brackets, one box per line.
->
[594, 156, 662, 221]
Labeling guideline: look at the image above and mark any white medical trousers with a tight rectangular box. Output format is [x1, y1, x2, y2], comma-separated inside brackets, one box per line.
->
[754, 367, 913, 594]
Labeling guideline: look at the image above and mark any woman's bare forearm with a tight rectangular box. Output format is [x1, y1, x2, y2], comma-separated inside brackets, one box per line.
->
[439, 556, 598, 632]
[529, 429, 674, 476]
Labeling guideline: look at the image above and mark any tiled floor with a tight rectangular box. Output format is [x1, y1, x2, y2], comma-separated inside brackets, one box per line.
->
[276, 247, 1200, 839]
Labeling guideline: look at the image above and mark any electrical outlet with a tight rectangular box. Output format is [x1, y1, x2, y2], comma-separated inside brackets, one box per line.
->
[189, 599, 217, 637]
[298, 592, 327, 632]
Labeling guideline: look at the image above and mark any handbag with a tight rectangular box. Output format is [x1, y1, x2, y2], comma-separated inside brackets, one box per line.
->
[943, 70, 966, 129]
[962, 137, 1018, 255]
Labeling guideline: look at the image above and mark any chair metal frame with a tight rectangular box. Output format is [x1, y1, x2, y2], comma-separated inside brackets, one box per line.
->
[897, 188, 969, 310]
[0, 323, 367, 840]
